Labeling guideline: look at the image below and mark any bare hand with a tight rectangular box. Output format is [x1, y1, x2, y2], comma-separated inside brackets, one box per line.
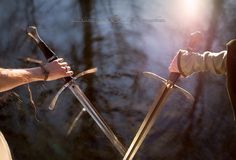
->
[44, 58, 73, 81]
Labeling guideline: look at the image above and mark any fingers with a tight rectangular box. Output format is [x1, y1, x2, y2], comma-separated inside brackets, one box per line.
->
[56, 58, 64, 63]
[55, 58, 74, 76]
[55, 58, 67, 66]
[55, 58, 69, 68]
[56, 58, 69, 67]
[67, 70, 74, 76]
[61, 66, 73, 75]
[66, 66, 71, 71]
[60, 62, 68, 67]
[44, 58, 75, 81]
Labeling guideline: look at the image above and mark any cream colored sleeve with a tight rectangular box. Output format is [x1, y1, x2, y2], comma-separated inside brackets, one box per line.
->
[178, 50, 227, 77]
[0, 132, 12, 160]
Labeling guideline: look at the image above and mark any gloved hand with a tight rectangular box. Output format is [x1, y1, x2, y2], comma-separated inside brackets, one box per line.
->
[168, 50, 180, 73]
[169, 31, 203, 74]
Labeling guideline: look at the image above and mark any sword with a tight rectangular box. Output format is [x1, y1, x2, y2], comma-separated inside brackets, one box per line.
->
[26, 26, 126, 156]
[123, 31, 202, 160]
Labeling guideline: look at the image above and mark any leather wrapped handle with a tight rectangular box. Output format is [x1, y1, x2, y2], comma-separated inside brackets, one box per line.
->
[27, 26, 72, 82]
[168, 72, 180, 84]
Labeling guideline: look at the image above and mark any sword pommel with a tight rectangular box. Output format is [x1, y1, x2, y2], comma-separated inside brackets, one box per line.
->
[27, 26, 58, 62]
[26, 26, 126, 156]
[27, 26, 40, 43]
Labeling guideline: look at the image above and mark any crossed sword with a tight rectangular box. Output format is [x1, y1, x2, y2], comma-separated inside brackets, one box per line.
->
[26, 26, 126, 156]
[27, 26, 197, 159]
[123, 32, 201, 159]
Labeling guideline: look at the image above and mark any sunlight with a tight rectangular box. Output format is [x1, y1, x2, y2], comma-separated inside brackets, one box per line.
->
[182, 0, 199, 19]
[171, 0, 211, 30]
[184, 0, 197, 11]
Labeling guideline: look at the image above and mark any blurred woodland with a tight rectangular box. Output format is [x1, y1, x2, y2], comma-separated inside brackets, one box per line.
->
[0, 0, 236, 159]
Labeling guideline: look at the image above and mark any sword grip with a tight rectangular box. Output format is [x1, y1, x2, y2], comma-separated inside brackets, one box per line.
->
[38, 41, 58, 62]
[168, 72, 180, 84]
[27, 26, 58, 62]
[27, 26, 72, 82]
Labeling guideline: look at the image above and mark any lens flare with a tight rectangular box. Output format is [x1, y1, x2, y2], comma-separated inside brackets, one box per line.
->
[183, 0, 199, 19]
[184, 0, 197, 10]
[172, 0, 209, 30]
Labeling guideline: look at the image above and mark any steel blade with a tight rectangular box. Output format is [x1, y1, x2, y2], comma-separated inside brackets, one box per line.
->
[123, 82, 173, 160]
[49, 68, 97, 110]
[67, 108, 86, 135]
[69, 83, 126, 156]
[26, 26, 126, 156]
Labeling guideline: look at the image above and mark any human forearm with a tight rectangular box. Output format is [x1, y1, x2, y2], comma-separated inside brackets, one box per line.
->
[0, 58, 73, 92]
[178, 50, 227, 76]
[0, 67, 44, 92]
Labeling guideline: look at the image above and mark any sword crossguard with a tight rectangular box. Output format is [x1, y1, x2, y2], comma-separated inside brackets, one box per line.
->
[143, 72, 194, 102]
[27, 26, 126, 156]
[26, 26, 98, 110]
[49, 68, 97, 110]
[123, 32, 202, 160]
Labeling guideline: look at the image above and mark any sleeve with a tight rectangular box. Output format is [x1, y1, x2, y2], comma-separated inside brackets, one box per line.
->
[177, 50, 227, 77]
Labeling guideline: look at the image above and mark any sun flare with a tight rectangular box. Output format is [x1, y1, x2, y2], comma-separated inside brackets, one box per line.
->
[183, 0, 199, 17]
[184, 0, 196, 11]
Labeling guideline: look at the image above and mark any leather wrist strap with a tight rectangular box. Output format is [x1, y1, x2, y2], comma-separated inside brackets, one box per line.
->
[40, 64, 49, 81]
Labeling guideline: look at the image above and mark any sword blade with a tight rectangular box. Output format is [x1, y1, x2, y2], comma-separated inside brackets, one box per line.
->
[123, 31, 201, 159]
[123, 82, 173, 160]
[69, 83, 126, 156]
[26, 26, 126, 156]
[67, 108, 86, 136]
